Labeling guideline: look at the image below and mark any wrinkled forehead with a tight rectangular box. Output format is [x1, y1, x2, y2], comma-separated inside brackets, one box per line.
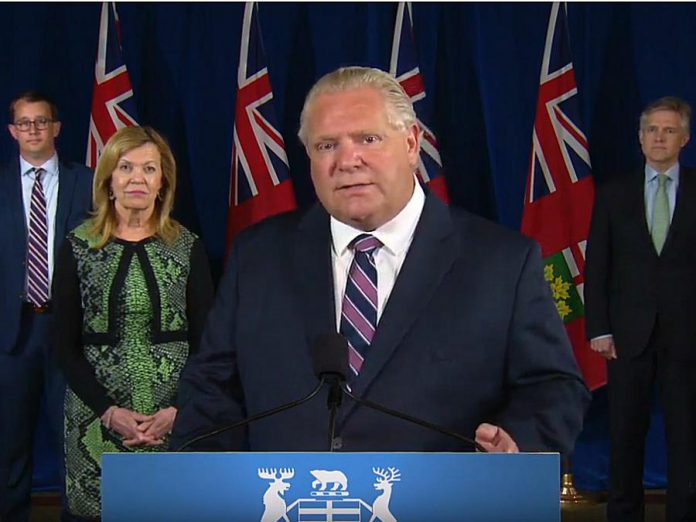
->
[641, 109, 687, 132]
[118, 142, 161, 162]
[310, 90, 387, 124]
[308, 88, 405, 136]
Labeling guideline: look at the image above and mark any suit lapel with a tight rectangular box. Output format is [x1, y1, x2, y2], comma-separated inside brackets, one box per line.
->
[294, 204, 337, 349]
[54, 161, 77, 256]
[628, 168, 659, 256]
[632, 170, 651, 242]
[342, 194, 458, 419]
[663, 166, 695, 254]
[2, 158, 28, 256]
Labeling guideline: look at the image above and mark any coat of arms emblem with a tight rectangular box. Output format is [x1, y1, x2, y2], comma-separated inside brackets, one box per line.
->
[257, 466, 401, 521]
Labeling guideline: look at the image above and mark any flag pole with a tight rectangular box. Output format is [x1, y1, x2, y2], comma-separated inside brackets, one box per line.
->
[519, 2, 608, 501]
[389, 1, 450, 204]
[560, 455, 600, 505]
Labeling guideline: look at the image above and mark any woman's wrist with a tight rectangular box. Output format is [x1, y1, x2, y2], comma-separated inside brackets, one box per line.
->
[101, 405, 118, 429]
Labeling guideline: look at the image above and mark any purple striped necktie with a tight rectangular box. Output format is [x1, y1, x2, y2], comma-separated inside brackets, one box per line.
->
[26, 167, 50, 306]
[340, 234, 382, 376]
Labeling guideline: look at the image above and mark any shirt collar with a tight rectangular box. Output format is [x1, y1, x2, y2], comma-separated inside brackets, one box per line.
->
[331, 178, 426, 257]
[20, 153, 59, 179]
[645, 162, 680, 184]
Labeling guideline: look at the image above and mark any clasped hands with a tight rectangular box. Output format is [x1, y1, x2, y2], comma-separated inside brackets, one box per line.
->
[103, 406, 177, 447]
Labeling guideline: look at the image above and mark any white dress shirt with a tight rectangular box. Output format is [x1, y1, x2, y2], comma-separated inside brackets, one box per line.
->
[331, 180, 426, 329]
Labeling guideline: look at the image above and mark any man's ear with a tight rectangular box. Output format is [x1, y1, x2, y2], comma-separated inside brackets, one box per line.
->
[406, 123, 421, 166]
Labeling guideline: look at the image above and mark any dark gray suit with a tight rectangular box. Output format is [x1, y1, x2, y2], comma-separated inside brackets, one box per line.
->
[172, 193, 589, 455]
[585, 167, 696, 522]
[0, 157, 92, 521]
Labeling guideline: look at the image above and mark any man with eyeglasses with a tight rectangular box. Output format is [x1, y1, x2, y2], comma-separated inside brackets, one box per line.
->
[0, 91, 92, 522]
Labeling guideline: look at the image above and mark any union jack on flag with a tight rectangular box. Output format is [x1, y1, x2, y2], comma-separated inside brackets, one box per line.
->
[86, 2, 138, 168]
[521, 2, 605, 390]
[389, 2, 449, 203]
[226, 2, 297, 253]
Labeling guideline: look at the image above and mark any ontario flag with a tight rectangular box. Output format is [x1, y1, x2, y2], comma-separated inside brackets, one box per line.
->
[225, 2, 297, 252]
[522, 3, 605, 390]
[86, 2, 138, 168]
[389, 2, 449, 203]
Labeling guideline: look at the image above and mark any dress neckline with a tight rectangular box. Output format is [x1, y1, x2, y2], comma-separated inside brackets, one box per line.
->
[112, 235, 156, 246]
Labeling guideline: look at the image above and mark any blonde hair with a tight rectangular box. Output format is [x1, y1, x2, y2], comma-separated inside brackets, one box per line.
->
[88, 126, 180, 248]
[297, 66, 418, 146]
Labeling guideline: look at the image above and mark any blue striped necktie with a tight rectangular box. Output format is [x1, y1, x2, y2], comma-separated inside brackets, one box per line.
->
[340, 234, 382, 376]
[26, 168, 50, 306]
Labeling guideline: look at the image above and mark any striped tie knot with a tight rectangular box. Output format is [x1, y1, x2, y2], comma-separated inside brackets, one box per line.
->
[350, 234, 382, 256]
[34, 167, 45, 182]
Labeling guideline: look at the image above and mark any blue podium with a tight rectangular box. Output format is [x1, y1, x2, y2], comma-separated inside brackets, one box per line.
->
[102, 452, 560, 521]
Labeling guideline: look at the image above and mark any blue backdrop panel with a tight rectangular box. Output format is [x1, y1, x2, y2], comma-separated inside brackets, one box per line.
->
[2, 2, 689, 493]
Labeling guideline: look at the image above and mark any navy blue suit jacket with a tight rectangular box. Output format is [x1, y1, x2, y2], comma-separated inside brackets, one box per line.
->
[0, 156, 93, 353]
[172, 193, 589, 454]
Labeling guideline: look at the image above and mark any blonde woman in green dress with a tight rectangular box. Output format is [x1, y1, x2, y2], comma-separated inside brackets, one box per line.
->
[53, 126, 214, 520]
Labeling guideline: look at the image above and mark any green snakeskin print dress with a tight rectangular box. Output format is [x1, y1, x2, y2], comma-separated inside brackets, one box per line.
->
[63, 223, 196, 518]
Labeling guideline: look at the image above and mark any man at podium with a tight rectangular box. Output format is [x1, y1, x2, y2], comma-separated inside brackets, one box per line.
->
[171, 66, 589, 455]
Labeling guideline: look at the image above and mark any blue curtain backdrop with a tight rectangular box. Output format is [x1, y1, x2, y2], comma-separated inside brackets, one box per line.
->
[3, 2, 694, 493]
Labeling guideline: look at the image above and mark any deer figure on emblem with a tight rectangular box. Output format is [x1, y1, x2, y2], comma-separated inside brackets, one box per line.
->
[369, 467, 401, 522]
[258, 467, 294, 522]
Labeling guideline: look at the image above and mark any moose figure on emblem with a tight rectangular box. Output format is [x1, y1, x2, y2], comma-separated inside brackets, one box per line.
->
[258, 467, 295, 522]
[369, 467, 401, 522]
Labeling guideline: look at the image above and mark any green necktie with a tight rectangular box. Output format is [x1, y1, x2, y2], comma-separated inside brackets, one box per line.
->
[651, 175, 670, 254]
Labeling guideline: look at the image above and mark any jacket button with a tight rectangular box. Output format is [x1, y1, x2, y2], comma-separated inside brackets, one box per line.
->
[331, 437, 343, 450]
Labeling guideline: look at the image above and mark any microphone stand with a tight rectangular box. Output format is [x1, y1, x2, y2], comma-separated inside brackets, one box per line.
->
[325, 376, 343, 451]
[342, 384, 487, 453]
[176, 377, 327, 452]
[176, 375, 487, 453]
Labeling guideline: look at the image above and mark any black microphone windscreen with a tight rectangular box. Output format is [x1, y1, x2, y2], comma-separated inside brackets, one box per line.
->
[311, 333, 349, 380]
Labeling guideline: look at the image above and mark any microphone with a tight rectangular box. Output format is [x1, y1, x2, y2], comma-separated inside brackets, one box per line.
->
[310, 333, 349, 451]
[175, 335, 336, 451]
[315, 333, 487, 453]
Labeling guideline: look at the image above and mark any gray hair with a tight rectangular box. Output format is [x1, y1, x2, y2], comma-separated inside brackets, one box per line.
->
[640, 96, 691, 135]
[298, 66, 417, 146]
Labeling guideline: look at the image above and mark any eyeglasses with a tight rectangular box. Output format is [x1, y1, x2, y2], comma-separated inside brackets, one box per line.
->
[12, 117, 55, 132]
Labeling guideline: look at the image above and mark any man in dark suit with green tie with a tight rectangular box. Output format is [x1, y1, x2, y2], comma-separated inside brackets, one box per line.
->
[0, 91, 92, 521]
[585, 96, 696, 522]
